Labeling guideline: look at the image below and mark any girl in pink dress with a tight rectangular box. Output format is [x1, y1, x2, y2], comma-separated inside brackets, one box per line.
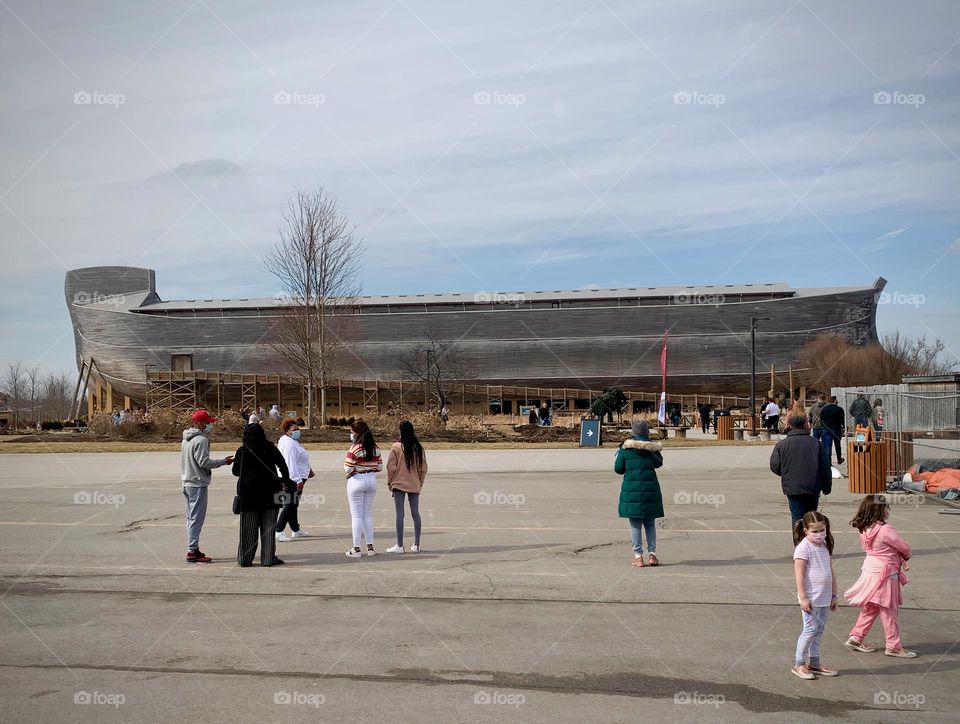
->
[844, 495, 917, 658]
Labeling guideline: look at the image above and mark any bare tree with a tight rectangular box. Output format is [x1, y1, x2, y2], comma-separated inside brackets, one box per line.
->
[880, 331, 955, 377]
[799, 332, 956, 391]
[42, 370, 74, 421]
[399, 330, 476, 411]
[3, 361, 25, 428]
[25, 364, 41, 426]
[265, 189, 363, 426]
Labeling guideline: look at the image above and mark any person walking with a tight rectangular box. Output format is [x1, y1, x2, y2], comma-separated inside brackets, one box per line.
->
[763, 398, 781, 432]
[770, 414, 832, 530]
[344, 419, 382, 557]
[615, 420, 664, 568]
[233, 423, 288, 566]
[385, 420, 428, 553]
[808, 393, 827, 444]
[697, 404, 711, 434]
[791, 511, 839, 679]
[849, 393, 871, 428]
[871, 398, 885, 441]
[819, 396, 845, 465]
[275, 419, 313, 542]
[180, 409, 233, 564]
[844, 495, 917, 658]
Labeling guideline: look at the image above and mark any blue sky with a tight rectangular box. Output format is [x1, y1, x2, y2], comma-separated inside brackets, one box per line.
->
[0, 0, 958, 377]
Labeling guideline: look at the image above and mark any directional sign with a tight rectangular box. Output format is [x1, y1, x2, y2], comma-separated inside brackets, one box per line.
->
[579, 417, 601, 447]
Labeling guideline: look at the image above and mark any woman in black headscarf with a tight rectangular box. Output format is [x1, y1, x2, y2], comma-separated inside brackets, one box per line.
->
[232, 423, 290, 566]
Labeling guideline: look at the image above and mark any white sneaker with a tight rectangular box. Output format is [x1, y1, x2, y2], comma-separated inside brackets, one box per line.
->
[410, 545, 421, 553]
[366, 548, 376, 556]
[345, 549, 362, 558]
[291, 529, 310, 539]
[276, 532, 291, 542]
[386, 544, 404, 553]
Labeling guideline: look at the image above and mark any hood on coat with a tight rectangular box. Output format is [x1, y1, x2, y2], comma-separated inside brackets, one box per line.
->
[182, 427, 204, 441]
[862, 521, 885, 546]
[622, 438, 662, 452]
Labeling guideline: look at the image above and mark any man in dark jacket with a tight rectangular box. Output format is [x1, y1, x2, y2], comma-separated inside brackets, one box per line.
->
[770, 414, 832, 528]
[849, 393, 872, 428]
[819, 396, 845, 464]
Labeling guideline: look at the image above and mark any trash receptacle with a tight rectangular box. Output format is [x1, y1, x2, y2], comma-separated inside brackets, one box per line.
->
[715, 409, 733, 440]
[848, 439, 886, 493]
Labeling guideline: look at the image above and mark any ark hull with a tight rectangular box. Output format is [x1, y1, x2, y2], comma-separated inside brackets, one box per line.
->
[65, 267, 884, 404]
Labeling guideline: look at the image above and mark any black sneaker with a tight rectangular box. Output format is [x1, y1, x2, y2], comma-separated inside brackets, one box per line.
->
[268, 558, 285, 566]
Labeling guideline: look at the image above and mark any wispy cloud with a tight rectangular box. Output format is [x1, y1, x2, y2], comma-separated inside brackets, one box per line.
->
[864, 227, 906, 252]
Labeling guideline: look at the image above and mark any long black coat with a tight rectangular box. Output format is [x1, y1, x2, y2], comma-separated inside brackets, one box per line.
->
[232, 424, 289, 512]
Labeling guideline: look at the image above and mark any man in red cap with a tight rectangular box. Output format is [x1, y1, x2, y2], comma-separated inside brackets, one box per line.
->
[180, 409, 233, 563]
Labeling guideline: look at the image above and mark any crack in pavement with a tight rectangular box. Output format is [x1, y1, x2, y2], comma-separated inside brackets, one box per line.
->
[117, 514, 179, 533]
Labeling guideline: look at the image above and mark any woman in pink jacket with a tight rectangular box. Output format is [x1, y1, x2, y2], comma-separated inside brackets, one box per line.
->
[385, 421, 428, 553]
[844, 495, 917, 658]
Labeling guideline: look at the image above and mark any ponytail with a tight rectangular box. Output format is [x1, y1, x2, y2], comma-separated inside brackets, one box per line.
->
[792, 518, 806, 546]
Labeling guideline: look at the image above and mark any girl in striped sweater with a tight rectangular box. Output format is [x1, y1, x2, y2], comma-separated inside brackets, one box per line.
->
[344, 419, 383, 557]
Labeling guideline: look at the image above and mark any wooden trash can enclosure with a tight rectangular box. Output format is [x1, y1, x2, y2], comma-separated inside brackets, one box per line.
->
[716, 411, 733, 440]
[848, 426, 887, 494]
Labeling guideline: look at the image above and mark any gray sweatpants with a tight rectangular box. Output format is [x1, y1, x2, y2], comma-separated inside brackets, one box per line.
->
[182, 486, 208, 552]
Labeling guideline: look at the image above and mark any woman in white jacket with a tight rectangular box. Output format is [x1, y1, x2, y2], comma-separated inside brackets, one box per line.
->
[275, 419, 313, 541]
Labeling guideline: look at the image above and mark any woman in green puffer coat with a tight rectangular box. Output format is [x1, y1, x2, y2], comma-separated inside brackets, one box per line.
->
[615, 420, 664, 568]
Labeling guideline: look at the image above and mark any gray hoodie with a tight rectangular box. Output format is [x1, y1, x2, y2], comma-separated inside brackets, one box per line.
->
[181, 428, 228, 488]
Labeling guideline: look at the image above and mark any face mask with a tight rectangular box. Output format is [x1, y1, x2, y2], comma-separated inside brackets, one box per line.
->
[203, 423, 213, 435]
[807, 531, 827, 544]
[291, 430, 301, 441]
[350, 432, 356, 442]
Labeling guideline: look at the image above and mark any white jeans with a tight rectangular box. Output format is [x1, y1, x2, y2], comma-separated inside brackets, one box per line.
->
[347, 473, 377, 547]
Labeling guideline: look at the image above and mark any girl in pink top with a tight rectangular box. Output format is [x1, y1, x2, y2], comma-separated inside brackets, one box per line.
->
[844, 495, 917, 658]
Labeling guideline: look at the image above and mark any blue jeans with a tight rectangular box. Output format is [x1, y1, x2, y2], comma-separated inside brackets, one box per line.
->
[796, 606, 829, 666]
[822, 428, 843, 463]
[629, 517, 656, 554]
[787, 494, 819, 526]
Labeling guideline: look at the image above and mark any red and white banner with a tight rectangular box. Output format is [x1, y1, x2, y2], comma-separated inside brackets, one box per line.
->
[657, 329, 668, 424]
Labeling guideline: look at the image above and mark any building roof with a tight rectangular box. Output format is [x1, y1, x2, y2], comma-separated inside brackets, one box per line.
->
[136, 282, 812, 311]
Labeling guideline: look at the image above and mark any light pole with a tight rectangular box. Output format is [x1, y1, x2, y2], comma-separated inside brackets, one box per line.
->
[750, 316, 770, 436]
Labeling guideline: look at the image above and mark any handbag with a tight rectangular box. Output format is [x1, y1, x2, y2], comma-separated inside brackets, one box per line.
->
[232, 447, 242, 515]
